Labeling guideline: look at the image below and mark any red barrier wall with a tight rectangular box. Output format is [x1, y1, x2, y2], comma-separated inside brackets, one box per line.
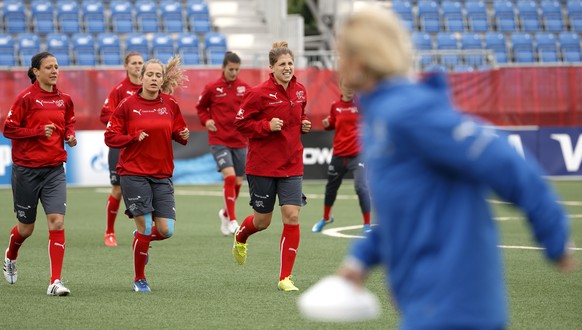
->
[1, 67, 580, 130]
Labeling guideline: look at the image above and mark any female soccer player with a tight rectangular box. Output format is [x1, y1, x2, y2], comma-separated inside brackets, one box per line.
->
[99, 52, 144, 247]
[311, 80, 371, 234]
[3, 52, 77, 296]
[233, 41, 311, 292]
[104, 56, 189, 292]
[196, 51, 251, 236]
[332, 8, 577, 329]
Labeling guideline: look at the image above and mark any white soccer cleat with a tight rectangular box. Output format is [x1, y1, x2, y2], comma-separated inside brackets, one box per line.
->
[228, 220, 239, 235]
[47, 280, 70, 296]
[218, 209, 230, 236]
[3, 256, 17, 284]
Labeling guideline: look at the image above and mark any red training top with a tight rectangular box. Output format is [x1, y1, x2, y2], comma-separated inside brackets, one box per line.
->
[104, 90, 188, 178]
[196, 75, 251, 148]
[234, 74, 308, 177]
[3, 81, 76, 168]
[99, 76, 142, 125]
[325, 98, 361, 157]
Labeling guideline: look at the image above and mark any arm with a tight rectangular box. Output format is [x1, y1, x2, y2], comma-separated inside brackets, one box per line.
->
[196, 85, 213, 126]
[3, 99, 45, 139]
[64, 98, 77, 147]
[104, 103, 141, 148]
[324, 103, 336, 131]
[300, 97, 311, 134]
[339, 229, 382, 286]
[172, 105, 189, 145]
[99, 89, 118, 125]
[233, 91, 272, 139]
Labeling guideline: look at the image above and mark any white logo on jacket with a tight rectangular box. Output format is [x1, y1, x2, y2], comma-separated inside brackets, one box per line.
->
[237, 86, 246, 95]
[35, 99, 64, 107]
[236, 109, 245, 120]
[269, 92, 278, 99]
[216, 87, 224, 93]
[296, 91, 304, 100]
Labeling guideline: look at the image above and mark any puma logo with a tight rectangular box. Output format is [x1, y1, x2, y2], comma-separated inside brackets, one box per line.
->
[216, 87, 224, 93]
[133, 109, 141, 115]
[269, 92, 277, 99]
[53, 242, 66, 249]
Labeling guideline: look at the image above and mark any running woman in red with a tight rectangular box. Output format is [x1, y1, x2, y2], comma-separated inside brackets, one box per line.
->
[196, 51, 251, 236]
[3, 52, 77, 296]
[311, 80, 372, 234]
[233, 41, 311, 292]
[100, 52, 144, 247]
[104, 56, 189, 292]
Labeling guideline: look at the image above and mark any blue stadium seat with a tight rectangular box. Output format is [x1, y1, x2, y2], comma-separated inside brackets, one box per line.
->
[152, 33, 175, 63]
[204, 32, 227, 64]
[46, 33, 71, 65]
[441, 1, 464, 32]
[511, 32, 534, 63]
[436, 32, 459, 66]
[97, 33, 122, 65]
[453, 64, 475, 72]
[82, 1, 105, 33]
[18, 34, 41, 66]
[3, 1, 27, 33]
[110, 0, 134, 33]
[177, 33, 200, 65]
[392, 0, 414, 31]
[424, 64, 448, 73]
[57, 1, 81, 34]
[135, 0, 159, 33]
[125, 33, 150, 59]
[535, 32, 559, 62]
[418, 0, 440, 32]
[187, 1, 211, 33]
[485, 32, 508, 63]
[568, 0, 582, 32]
[31, 1, 55, 34]
[465, 1, 489, 32]
[461, 33, 485, 65]
[412, 32, 434, 66]
[72, 33, 96, 66]
[161, 0, 184, 33]
[559, 32, 581, 62]
[494, 0, 516, 32]
[0, 34, 16, 66]
[540, 0, 564, 32]
[517, 0, 540, 32]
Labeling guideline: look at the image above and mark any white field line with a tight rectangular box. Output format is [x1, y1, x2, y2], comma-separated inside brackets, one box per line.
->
[321, 225, 582, 251]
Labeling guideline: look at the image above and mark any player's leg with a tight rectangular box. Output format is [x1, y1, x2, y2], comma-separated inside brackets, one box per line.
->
[105, 148, 122, 246]
[313, 155, 347, 232]
[348, 157, 372, 233]
[150, 178, 176, 241]
[210, 145, 239, 235]
[228, 147, 248, 233]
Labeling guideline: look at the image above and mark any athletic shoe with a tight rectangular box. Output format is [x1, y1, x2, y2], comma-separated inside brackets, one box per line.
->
[218, 209, 230, 236]
[362, 224, 372, 234]
[278, 276, 299, 292]
[3, 256, 17, 284]
[232, 227, 247, 265]
[311, 217, 334, 233]
[228, 220, 239, 235]
[47, 280, 70, 296]
[132, 230, 149, 265]
[104, 232, 117, 247]
[133, 279, 151, 292]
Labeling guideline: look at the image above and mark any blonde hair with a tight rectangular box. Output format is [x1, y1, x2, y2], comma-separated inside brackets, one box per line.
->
[141, 56, 189, 95]
[339, 8, 413, 79]
[269, 41, 294, 66]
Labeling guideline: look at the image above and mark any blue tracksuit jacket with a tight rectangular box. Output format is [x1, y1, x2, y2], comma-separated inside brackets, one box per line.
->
[350, 74, 570, 329]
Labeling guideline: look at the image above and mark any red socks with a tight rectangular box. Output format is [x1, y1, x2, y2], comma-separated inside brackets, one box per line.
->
[363, 212, 371, 225]
[48, 230, 65, 283]
[223, 175, 237, 221]
[235, 215, 259, 243]
[133, 232, 151, 281]
[106, 195, 121, 234]
[6, 226, 26, 260]
[279, 224, 300, 280]
[323, 205, 332, 221]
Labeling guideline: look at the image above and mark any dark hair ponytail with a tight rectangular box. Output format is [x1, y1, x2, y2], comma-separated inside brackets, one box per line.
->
[28, 52, 54, 84]
[222, 51, 241, 67]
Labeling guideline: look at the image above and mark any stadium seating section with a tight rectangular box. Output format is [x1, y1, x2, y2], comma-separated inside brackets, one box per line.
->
[0, 0, 217, 66]
[0, 0, 581, 70]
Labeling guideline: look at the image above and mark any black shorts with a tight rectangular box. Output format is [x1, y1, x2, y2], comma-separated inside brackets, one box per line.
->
[108, 147, 120, 185]
[209, 145, 247, 176]
[247, 175, 307, 214]
[11, 164, 67, 224]
[120, 175, 176, 219]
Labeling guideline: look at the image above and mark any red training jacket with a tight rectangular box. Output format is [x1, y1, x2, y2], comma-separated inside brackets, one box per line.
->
[234, 74, 308, 177]
[196, 75, 251, 148]
[99, 76, 142, 125]
[3, 81, 76, 168]
[104, 90, 188, 178]
[325, 98, 361, 157]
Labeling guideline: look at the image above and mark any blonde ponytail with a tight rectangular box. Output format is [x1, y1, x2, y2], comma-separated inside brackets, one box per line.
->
[161, 55, 188, 95]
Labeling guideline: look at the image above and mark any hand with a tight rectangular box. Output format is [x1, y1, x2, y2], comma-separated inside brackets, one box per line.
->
[322, 116, 330, 128]
[179, 128, 190, 140]
[301, 120, 312, 133]
[65, 135, 77, 147]
[556, 249, 579, 272]
[337, 262, 366, 287]
[205, 119, 217, 132]
[270, 118, 284, 131]
[138, 131, 149, 141]
[44, 124, 56, 137]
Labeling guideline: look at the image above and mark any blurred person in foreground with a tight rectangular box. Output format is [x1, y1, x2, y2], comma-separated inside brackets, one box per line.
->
[334, 7, 578, 329]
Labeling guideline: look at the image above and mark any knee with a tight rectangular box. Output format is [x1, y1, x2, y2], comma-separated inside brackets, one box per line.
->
[160, 219, 175, 238]
[47, 215, 65, 230]
[253, 213, 272, 230]
[284, 213, 299, 225]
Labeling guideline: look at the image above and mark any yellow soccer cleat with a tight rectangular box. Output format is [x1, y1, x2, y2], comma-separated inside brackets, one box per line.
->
[232, 230, 247, 265]
[278, 276, 299, 292]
